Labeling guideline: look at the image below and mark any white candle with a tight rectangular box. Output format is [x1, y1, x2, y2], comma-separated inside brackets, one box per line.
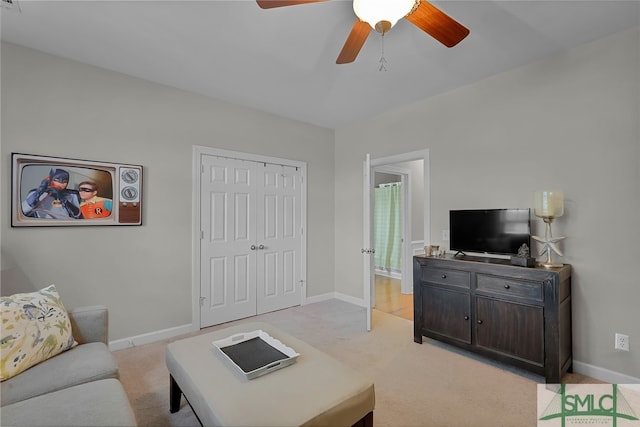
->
[535, 190, 563, 217]
[543, 192, 554, 216]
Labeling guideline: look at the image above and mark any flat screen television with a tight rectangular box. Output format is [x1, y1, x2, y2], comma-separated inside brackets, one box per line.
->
[449, 208, 531, 256]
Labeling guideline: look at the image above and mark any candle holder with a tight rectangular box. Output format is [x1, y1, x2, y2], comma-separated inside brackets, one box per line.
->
[532, 190, 565, 268]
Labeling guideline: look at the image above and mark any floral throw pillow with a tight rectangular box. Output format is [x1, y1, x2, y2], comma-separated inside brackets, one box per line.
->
[1, 284, 77, 381]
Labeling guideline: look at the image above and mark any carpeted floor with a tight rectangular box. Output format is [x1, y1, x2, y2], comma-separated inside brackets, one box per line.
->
[113, 299, 596, 427]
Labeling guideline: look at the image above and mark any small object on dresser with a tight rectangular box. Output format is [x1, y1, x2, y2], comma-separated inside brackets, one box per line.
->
[425, 245, 439, 256]
[510, 243, 536, 267]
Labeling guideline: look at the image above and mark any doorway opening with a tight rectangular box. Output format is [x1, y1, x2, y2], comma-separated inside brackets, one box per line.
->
[367, 150, 430, 324]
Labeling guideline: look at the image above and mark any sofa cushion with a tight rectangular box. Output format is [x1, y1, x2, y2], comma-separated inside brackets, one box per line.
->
[68, 305, 109, 345]
[1, 284, 77, 381]
[0, 378, 137, 426]
[1, 341, 118, 406]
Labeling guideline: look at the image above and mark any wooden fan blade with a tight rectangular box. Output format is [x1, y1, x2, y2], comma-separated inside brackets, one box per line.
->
[336, 20, 371, 64]
[256, 0, 327, 9]
[405, 1, 469, 47]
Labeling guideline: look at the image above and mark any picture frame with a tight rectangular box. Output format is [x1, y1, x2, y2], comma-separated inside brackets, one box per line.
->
[11, 153, 143, 227]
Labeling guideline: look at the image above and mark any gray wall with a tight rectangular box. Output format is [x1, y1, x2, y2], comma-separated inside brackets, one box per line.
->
[334, 27, 639, 380]
[394, 160, 424, 242]
[1, 42, 335, 341]
[374, 172, 401, 187]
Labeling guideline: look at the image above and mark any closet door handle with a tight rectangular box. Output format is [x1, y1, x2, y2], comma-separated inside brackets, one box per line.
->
[250, 245, 257, 251]
[258, 244, 265, 250]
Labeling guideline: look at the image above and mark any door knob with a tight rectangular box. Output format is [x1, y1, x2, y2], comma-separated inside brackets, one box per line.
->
[250, 245, 256, 250]
[258, 244, 265, 250]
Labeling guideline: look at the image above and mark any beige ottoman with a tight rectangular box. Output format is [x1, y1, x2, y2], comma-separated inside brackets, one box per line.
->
[165, 322, 375, 427]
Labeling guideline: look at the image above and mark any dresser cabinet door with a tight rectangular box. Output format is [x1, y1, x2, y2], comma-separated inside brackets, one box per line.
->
[422, 286, 471, 344]
[475, 296, 544, 365]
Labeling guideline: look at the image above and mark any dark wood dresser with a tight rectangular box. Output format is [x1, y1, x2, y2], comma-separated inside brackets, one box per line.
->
[413, 254, 572, 383]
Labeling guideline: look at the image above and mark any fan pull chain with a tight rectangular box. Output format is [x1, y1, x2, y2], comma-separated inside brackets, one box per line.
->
[379, 33, 387, 72]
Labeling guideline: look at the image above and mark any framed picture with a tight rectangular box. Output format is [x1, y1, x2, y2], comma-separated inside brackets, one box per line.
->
[11, 153, 143, 227]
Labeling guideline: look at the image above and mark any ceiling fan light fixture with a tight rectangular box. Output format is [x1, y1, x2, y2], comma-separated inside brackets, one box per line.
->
[353, 0, 416, 33]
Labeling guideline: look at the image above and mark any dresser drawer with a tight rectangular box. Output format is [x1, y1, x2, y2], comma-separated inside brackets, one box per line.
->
[476, 274, 543, 301]
[421, 267, 470, 289]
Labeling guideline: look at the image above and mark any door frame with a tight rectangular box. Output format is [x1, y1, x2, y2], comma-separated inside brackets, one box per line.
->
[366, 150, 430, 325]
[372, 165, 411, 295]
[191, 145, 307, 331]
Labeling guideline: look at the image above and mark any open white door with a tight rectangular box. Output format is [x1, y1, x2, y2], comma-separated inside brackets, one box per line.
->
[363, 154, 373, 331]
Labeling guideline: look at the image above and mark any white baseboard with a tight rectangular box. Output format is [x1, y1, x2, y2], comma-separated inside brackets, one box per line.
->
[374, 268, 402, 280]
[109, 323, 193, 352]
[305, 292, 367, 308]
[334, 292, 367, 307]
[572, 360, 640, 384]
[304, 292, 337, 305]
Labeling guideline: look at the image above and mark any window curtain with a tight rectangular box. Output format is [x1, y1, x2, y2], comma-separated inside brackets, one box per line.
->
[374, 183, 402, 271]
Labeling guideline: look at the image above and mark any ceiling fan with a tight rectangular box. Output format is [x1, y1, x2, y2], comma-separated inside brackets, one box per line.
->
[256, 0, 470, 64]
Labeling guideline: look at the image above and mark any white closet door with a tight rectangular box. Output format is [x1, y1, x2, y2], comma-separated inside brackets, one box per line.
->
[200, 155, 257, 327]
[199, 154, 303, 328]
[256, 163, 302, 314]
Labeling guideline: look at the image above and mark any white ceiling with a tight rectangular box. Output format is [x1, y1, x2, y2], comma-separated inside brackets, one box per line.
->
[2, 1, 639, 129]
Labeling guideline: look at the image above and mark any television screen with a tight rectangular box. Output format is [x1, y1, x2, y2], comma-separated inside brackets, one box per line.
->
[12, 153, 142, 227]
[449, 209, 531, 256]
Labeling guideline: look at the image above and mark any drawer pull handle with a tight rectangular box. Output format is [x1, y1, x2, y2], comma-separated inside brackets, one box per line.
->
[464, 316, 469, 320]
[477, 320, 483, 324]
[441, 274, 447, 279]
[504, 284, 510, 289]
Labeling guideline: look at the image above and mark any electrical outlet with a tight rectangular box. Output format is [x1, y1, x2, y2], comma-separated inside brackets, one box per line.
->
[442, 230, 449, 241]
[615, 333, 629, 351]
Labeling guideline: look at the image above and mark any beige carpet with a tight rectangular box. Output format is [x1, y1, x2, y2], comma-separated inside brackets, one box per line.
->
[113, 299, 595, 427]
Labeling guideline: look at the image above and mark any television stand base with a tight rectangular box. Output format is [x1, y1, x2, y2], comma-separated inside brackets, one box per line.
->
[413, 255, 572, 383]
